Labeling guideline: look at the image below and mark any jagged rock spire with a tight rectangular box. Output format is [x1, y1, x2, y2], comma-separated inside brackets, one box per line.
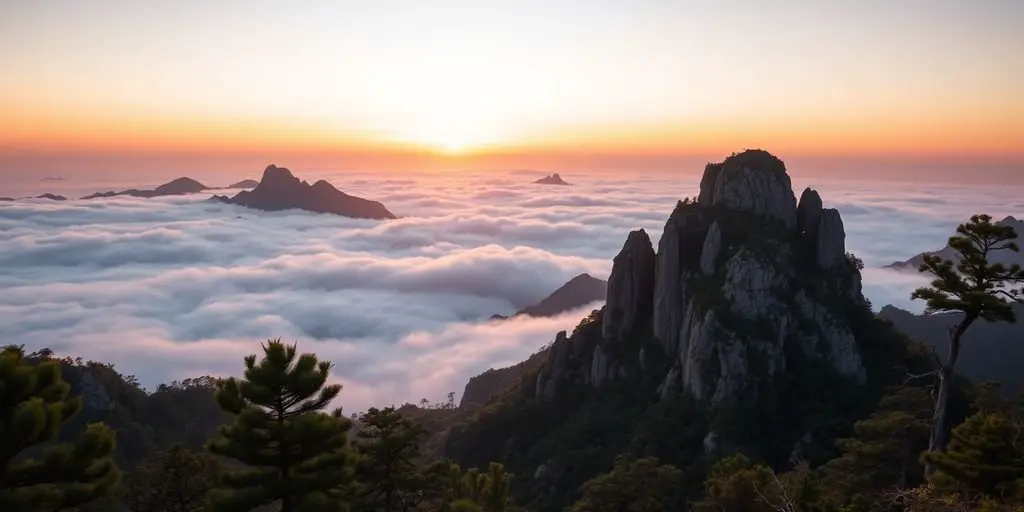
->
[602, 229, 656, 343]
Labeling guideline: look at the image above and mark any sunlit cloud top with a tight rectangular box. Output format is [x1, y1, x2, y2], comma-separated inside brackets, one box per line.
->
[2, 0, 1022, 158]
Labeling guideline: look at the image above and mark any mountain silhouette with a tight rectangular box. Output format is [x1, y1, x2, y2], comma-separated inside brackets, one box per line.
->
[212, 165, 396, 220]
[81, 177, 209, 200]
[533, 173, 571, 185]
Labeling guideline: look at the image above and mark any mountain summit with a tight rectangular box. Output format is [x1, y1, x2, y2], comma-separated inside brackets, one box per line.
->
[536, 149, 867, 407]
[448, 151, 903, 490]
[213, 165, 396, 220]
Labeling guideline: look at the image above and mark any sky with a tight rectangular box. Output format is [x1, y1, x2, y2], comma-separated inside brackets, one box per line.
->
[2, 168, 1022, 412]
[1, 0, 1022, 181]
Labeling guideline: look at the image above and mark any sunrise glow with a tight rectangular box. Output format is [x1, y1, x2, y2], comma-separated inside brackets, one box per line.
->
[0, 1, 1021, 172]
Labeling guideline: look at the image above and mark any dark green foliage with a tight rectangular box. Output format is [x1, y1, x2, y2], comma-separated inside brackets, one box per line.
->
[0, 345, 120, 511]
[925, 407, 1024, 499]
[121, 444, 222, 512]
[27, 348, 231, 469]
[569, 457, 685, 512]
[691, 454, 828, 512]
[207, 339, 354, 512]
[457, 462, 517, 512]
[353, 406, 428, 511]
[819, 386, 932, 509]
[912, 214, 1024, 471]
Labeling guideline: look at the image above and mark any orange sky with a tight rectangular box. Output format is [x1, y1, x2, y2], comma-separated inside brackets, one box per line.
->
[1, 1, 1022, 177]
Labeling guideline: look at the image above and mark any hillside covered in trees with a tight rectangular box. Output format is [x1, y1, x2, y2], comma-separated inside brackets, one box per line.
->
[2, 151, 1023, 511]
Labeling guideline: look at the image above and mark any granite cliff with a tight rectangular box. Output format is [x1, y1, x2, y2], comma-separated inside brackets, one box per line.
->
[535, 150, 868, 410]
[446, 152, 916, 511]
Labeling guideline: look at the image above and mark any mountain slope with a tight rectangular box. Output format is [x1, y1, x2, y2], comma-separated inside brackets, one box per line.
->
[519, 273, 606, 317]
[880, 304, 1024, 394]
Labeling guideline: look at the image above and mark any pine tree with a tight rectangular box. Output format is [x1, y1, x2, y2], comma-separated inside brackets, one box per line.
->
[819, 386, 932, 508]
[0, 345, 120, 511]
[911, 214, 1024, 475]
[354, 406, 427, 511]
[207, 339, 354, 512]
[122, 444, 222, 512]
[924, 408, 1024, 500]
[570, 457, 685, 512]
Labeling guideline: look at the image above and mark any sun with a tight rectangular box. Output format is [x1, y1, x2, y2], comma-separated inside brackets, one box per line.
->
[438, 139, 466, 155]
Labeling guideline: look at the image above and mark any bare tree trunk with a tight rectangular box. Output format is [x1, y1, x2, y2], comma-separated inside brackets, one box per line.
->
[924, 313, 976, 476]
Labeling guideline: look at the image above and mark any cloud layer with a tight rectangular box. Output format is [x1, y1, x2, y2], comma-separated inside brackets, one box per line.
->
[1, 171, 1021, 412]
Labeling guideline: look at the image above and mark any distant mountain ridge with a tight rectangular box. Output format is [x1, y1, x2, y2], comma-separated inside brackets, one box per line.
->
[81, 177, 209, 200]
[886, 215, 1024, 271]
[880, 304, 1024, 394]
[212, 165, 396, 220]
[228, 179, 259, 189]
[491, 273, 607, 321]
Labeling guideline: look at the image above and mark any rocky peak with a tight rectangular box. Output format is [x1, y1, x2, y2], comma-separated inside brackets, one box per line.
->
[796, 188, 823, 236]
[219, 165, 396, 219]
[698, 149, 798, 229]
[532, 150, 868, 432]
[602, 229, 655, 343]
[260, 165, 301, 188]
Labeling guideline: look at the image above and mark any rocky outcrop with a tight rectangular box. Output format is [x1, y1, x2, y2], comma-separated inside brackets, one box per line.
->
[796, 188, 822, 236]
[602, 230, 655, 343]
[0, 197, 13, 202]
[816, 208, 846, 268]
[82, 177, 209, 200]
[534, 173, 571, 186]
[213, 165, 396, 220]
[533, 150, 868, 414]
[36, 193, 67, 201]
[699, 150, 798, 229]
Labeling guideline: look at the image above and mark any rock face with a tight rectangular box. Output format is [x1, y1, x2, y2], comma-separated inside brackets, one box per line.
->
[887, 215, 1024, 271]
[534, 174, 571, 186]
[460, 348, 552, 408]
[214, 165, 396, 220]
[534, 150, 869, 417]
[602, 229, 656, 343]
[81, 177, 210, 200]
[698, 149, 798, 229]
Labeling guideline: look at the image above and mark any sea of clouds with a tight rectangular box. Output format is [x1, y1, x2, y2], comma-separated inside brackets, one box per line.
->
[2, 169, 1022, 412]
